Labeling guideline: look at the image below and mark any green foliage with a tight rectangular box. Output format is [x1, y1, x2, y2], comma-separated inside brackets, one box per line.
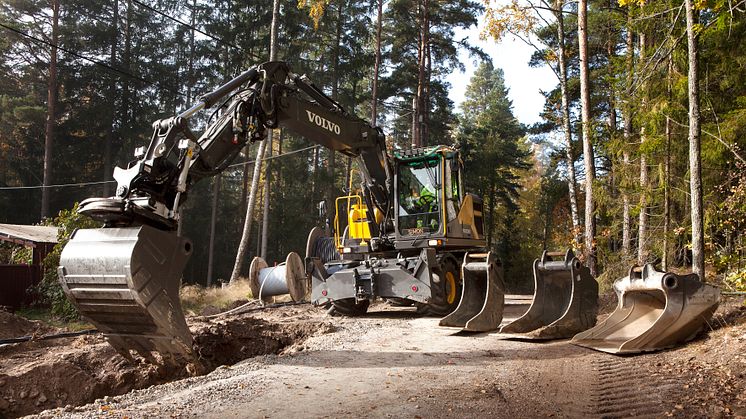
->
[458, 61, 531, 288]
[0, 242, 32, 264]
[34, 203, 100, 320]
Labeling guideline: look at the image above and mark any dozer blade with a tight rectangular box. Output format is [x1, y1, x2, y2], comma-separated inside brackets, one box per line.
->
[500, 249, 598, 340]
[571, 264, 720, 354]
[58, 226, 196, 365]
[439, 252, 505, 332]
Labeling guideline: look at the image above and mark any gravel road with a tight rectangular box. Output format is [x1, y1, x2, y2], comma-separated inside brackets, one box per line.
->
[24, 298, 745, 419]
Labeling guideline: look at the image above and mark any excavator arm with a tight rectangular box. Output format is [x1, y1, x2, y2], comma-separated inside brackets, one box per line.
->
[79, 62, 390, 232]
[58, 61, 391, 366]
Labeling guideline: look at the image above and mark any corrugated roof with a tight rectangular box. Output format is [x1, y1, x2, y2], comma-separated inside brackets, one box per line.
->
[0, 224, 59, 246]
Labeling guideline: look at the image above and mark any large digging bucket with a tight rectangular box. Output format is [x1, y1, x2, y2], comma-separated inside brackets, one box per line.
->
[500, 249, 598, 339]
[439, 252, 505, 332]
[571, 264, 720, 354]
[58, 226, 195, 365]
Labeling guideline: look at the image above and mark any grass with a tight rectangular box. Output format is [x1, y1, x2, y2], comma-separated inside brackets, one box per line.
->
[15, 307, 94, 331]
[179, 279, 254, 316]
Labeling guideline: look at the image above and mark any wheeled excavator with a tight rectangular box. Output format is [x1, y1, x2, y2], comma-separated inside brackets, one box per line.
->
[57, 61, 718, 366]
[57, 61, 505, 365]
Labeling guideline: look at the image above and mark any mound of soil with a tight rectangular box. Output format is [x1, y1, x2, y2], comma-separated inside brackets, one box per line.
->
[0, 309, 333, 418]
[0, 310, 54, 340]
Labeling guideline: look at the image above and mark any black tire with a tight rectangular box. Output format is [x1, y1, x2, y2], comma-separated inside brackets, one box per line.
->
[417, 259, 462, 316]
[331, 298, 370, 316]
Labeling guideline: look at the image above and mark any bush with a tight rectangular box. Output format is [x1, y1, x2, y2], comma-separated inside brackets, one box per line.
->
[35, 203, 100, 320]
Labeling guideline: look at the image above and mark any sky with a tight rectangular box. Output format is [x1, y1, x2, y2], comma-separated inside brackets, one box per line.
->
[445, 22, 556, 126]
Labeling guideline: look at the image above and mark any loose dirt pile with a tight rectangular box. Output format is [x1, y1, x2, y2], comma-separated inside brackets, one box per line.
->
[0, 308, 332, 418]
[0, 310, 53, 340]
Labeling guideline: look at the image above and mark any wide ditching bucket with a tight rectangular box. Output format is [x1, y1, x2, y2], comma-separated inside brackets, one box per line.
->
[571, 264, 720, 354]
[58, 226, 196, 366]
[500, 249, 598, 339]
[439, 252, 505, 332]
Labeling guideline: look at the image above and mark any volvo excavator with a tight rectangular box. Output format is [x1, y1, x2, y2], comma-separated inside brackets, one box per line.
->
[57, 61, 505, 366]
[57, 60, 717, 366]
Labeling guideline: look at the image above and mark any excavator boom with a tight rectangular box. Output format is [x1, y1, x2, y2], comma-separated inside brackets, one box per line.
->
[58, 62, 393, 366]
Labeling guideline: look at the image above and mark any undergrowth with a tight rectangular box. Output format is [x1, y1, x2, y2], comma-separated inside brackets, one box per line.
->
[179, 279, 253, 315]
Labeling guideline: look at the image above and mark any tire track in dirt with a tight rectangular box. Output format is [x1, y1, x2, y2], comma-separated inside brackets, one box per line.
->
[587, 356, 682, 418]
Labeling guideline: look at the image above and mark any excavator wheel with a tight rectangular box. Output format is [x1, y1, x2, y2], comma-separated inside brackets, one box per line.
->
[331, 298, 370, 316]
[417, 259, 462, 316]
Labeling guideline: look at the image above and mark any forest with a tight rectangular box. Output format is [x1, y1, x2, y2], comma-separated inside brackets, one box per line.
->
[0, 0, 744, 293]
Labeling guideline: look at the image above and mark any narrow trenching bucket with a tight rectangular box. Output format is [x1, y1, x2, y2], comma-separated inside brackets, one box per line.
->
[58, 226, 196, 366]
[571, 264, 720, 354]
[500, 249, 598, 340]
[439, 252, 505, 332]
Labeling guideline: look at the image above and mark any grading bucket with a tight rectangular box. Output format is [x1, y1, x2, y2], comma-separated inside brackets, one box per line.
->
[439, 252, 505, 332]
[571, 264, 719, 354]
[500, 249, 598, 339]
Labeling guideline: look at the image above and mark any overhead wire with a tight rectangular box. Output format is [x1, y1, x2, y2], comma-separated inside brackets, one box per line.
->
[0, 144, 322, 191]
[0, 22, 186, 98]
[130, 0, 261, 61]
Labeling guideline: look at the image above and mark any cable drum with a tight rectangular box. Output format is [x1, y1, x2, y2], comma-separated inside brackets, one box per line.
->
[249, 252, 307, 303]
[305, 226, 340, 264]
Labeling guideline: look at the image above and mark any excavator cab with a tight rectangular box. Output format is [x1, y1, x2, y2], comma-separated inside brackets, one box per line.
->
[392, 146, 485, 249]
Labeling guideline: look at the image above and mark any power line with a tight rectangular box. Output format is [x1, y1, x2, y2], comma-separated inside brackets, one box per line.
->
[0, 145, 322, 191]
[226, 144, 321, 169]
[0, 22, 186, 98]
[131, 0, 262, 61]
[0, 180, 114, 191]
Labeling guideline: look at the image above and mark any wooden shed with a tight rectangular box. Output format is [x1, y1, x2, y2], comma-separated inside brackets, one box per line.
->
[0, 224, 59, 310]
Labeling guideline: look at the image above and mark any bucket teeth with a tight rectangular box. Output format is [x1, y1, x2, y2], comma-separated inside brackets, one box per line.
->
[58, 226, 196, 365]
[439, 252, 505, 332]
[571, 264, 720, 354]
[500, 249, 598, 340]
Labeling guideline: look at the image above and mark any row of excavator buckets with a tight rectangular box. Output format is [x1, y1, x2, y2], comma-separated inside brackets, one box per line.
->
[443, 249, 720, 354]
[58, 226, 720, 366]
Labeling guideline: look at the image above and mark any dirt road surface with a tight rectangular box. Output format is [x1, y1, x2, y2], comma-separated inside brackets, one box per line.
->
[4, 297, 745, 419]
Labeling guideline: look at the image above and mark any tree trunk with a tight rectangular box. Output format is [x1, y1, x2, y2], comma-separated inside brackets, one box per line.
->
[414, 0, 429, 147]
[411, 96, 417, 147]
[103, 0, 118, 197]
[325, 2, 345, 220]
[663, 46, 673, 270]
[622, 17, 633, 257]
[230, 0, 279, 282]
[638, 33, 649, 265]
[578, 0, 596, 274]
[260, 134, 272, 259]
[41, 0, 60, 220]
[121, 0, 132, 137]
[259, 0, 281, 260]
[685, 0, 704, 278]
[207, 176, 221, 286]
[555, 1, 581, 244]
[371, 0, 383, 126]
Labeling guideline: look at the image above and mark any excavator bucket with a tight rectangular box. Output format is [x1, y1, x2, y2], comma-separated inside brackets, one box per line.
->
[58, 226, 196, 365]
[439, 252, 505, 332]
[500, 249, 598, 339]
[571, 264, 720, 354]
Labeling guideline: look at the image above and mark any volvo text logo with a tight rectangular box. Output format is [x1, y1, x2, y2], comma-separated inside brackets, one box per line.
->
[306, 110, 341, 135]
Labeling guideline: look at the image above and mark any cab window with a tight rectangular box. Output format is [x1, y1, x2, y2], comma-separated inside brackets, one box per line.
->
[398, 157, 441, 235]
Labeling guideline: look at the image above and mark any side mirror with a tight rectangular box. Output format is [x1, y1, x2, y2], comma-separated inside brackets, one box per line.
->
[317, 201, 327, 220]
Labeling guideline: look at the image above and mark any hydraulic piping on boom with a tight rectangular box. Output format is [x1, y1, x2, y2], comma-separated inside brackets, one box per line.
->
[58, 62, 396, 365]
